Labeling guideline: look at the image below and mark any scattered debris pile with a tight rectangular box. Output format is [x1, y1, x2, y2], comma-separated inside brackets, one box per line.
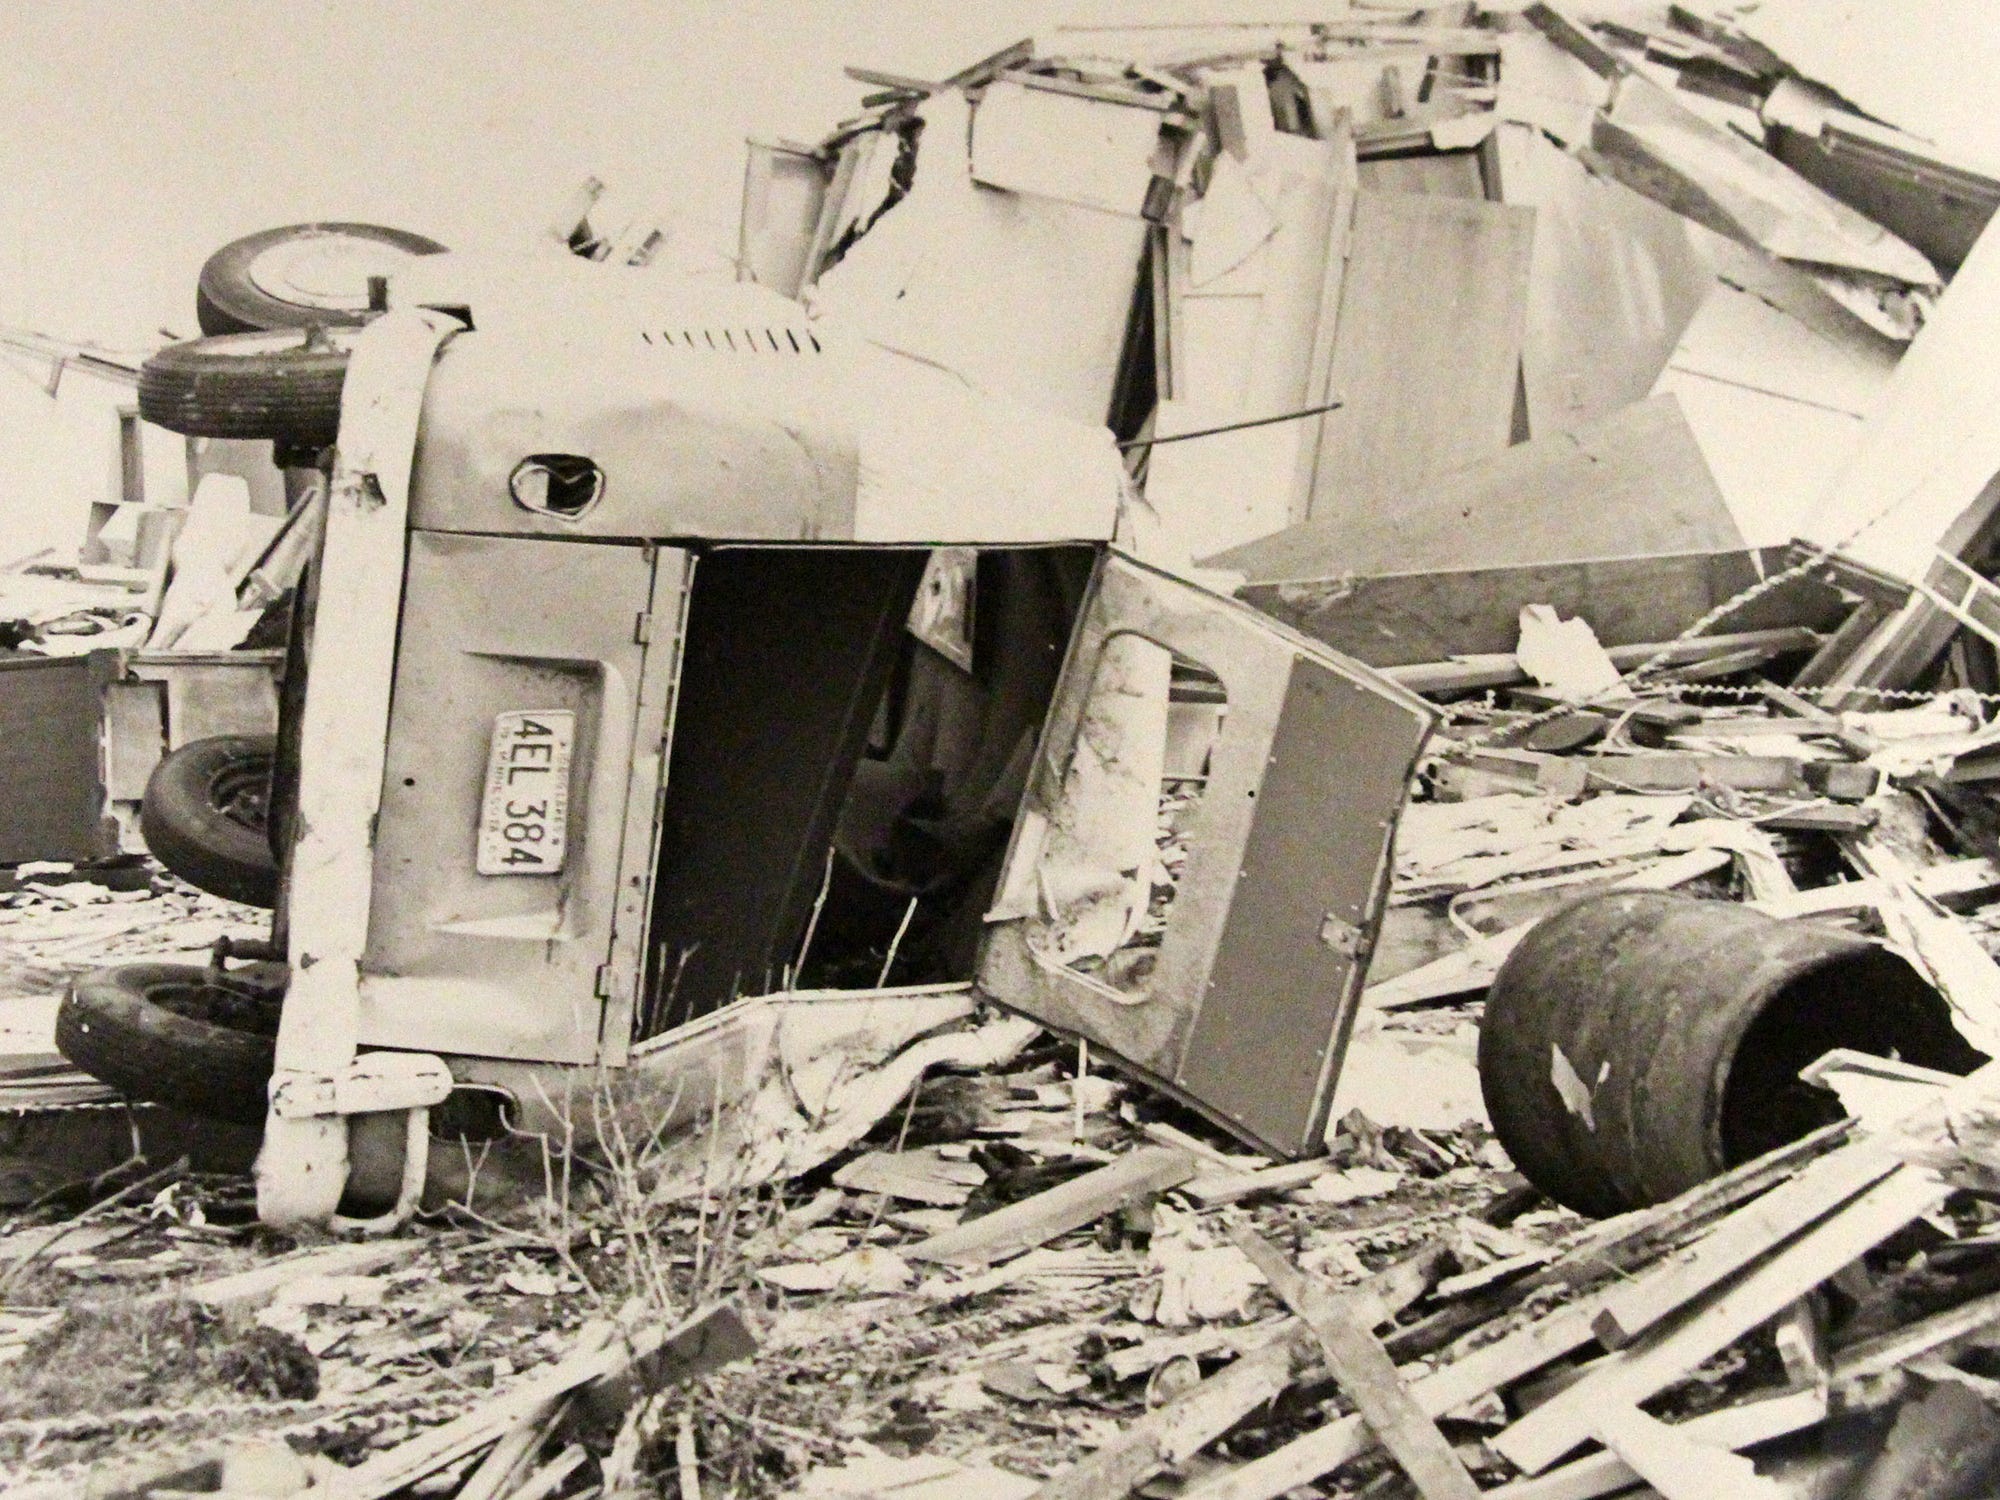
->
[10, 1, 2000, 1496]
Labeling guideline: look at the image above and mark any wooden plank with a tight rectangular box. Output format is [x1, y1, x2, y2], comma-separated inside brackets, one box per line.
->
[1183, 1158, 1327, 1206]
[1832, 1286, 2000, 1399]
[1486, 1388, 1826, 1500]
[1290, 111, 1358, 525]
[906, 1146, 1198, 1266]
[1304, 190, 1533, 517]
[1181, 1301, 1601, 1500]
[1493, 1166, 1951, 1475]
[1573, 753, 1806, 794]
[1030, 1337, 1303, 1500]
[1231, 1226, 1481, 1500]
[1593, 1405, 1791, 1500]
[324, 1305, 753, 1500]
[174, 1240, 422, 1311]
[1216, 394, 1740, 581]
[1381, 625, 1825, 695]
[1236, 553, 1835, 671]
[1589, 1144, 1898, 1348]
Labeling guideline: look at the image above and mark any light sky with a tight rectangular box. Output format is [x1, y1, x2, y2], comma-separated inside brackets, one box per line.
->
[0, 0, 1290, 349]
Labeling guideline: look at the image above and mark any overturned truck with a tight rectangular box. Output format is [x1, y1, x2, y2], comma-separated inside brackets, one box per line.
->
[83, 269, 1433, 1228]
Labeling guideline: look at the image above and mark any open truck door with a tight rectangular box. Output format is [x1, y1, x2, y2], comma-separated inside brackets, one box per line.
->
[978, 551, 1435, 1159]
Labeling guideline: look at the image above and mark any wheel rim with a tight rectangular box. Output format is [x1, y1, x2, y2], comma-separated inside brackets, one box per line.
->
[207, 757, 271, 835]
[245, 233, 419, 312]
[141, 973, 283, 1039]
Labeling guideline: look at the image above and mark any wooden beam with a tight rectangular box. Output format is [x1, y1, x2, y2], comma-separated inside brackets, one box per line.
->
[1180, 1301, 1602, 1500]
[1382, 626, 1824, 695]
[1231, 1226, 1481, 1500]
[1484, 1388, 1826, 1500]
[906, 1146, 1199, 1266]
[1029, 1336, 1304, 1500]
[1183, 1159, 1328, 1207]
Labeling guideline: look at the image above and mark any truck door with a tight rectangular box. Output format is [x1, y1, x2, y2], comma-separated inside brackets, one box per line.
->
[977, 551, 1435, 1159]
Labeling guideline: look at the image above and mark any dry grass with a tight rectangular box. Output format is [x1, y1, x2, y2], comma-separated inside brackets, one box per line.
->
[0, 1299, 315, 1426]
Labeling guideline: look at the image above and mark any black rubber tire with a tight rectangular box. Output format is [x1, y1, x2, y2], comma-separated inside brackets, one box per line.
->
[196, 222, 447, 336]
[142, 735, 279, 908]
[56, 963, 285, 1124]
[139, 330, 354, 446]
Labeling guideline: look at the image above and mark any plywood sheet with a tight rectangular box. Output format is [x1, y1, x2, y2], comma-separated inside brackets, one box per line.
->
[1240, 132, 1351, 416]
[971, 76, 1166, 217]
[1143, 397, 1302, 562]
[1669, 276, 1892, 418]
[1304, 189, 1533, 517]
[1657, 370, 1867, 550]
[1796, 212, 2000, 581]
[1213, 394, 1739, 579]
[812, 90, 1148, 425]
[1157, 124, 1353, 554]
[1356, 150, 1484, 198]
[1494, 124, 1709, 437]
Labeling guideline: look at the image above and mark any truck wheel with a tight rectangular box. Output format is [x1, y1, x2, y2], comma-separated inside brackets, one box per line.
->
[143, 736, 279, 908]
[197, 222, 447, 336]
[138, 329, 353, 446]
[56, 963, 284, 1124]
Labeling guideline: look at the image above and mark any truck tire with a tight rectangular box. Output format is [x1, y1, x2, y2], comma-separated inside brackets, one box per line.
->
[56, 963, 284, 1124]
[196, 222, 447, 336]
[142, 736, 279, 908]
[139, 330, 353, 446]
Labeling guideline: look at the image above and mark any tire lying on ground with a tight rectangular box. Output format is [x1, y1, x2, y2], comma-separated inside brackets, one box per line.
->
[196, 222, 447, 336]
[138, 329, 354, 448]
[142, 735, 279, 908]
[56, 962, 285, 1124]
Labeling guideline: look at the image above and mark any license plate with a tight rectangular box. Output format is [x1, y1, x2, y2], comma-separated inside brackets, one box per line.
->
[477, 711, 574, 875]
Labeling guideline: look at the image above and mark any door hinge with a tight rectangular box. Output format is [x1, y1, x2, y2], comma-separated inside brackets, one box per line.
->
[633, 610, 653, 644]
[594, 962, 615, 998]
[1319, 913, 1372, 962]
